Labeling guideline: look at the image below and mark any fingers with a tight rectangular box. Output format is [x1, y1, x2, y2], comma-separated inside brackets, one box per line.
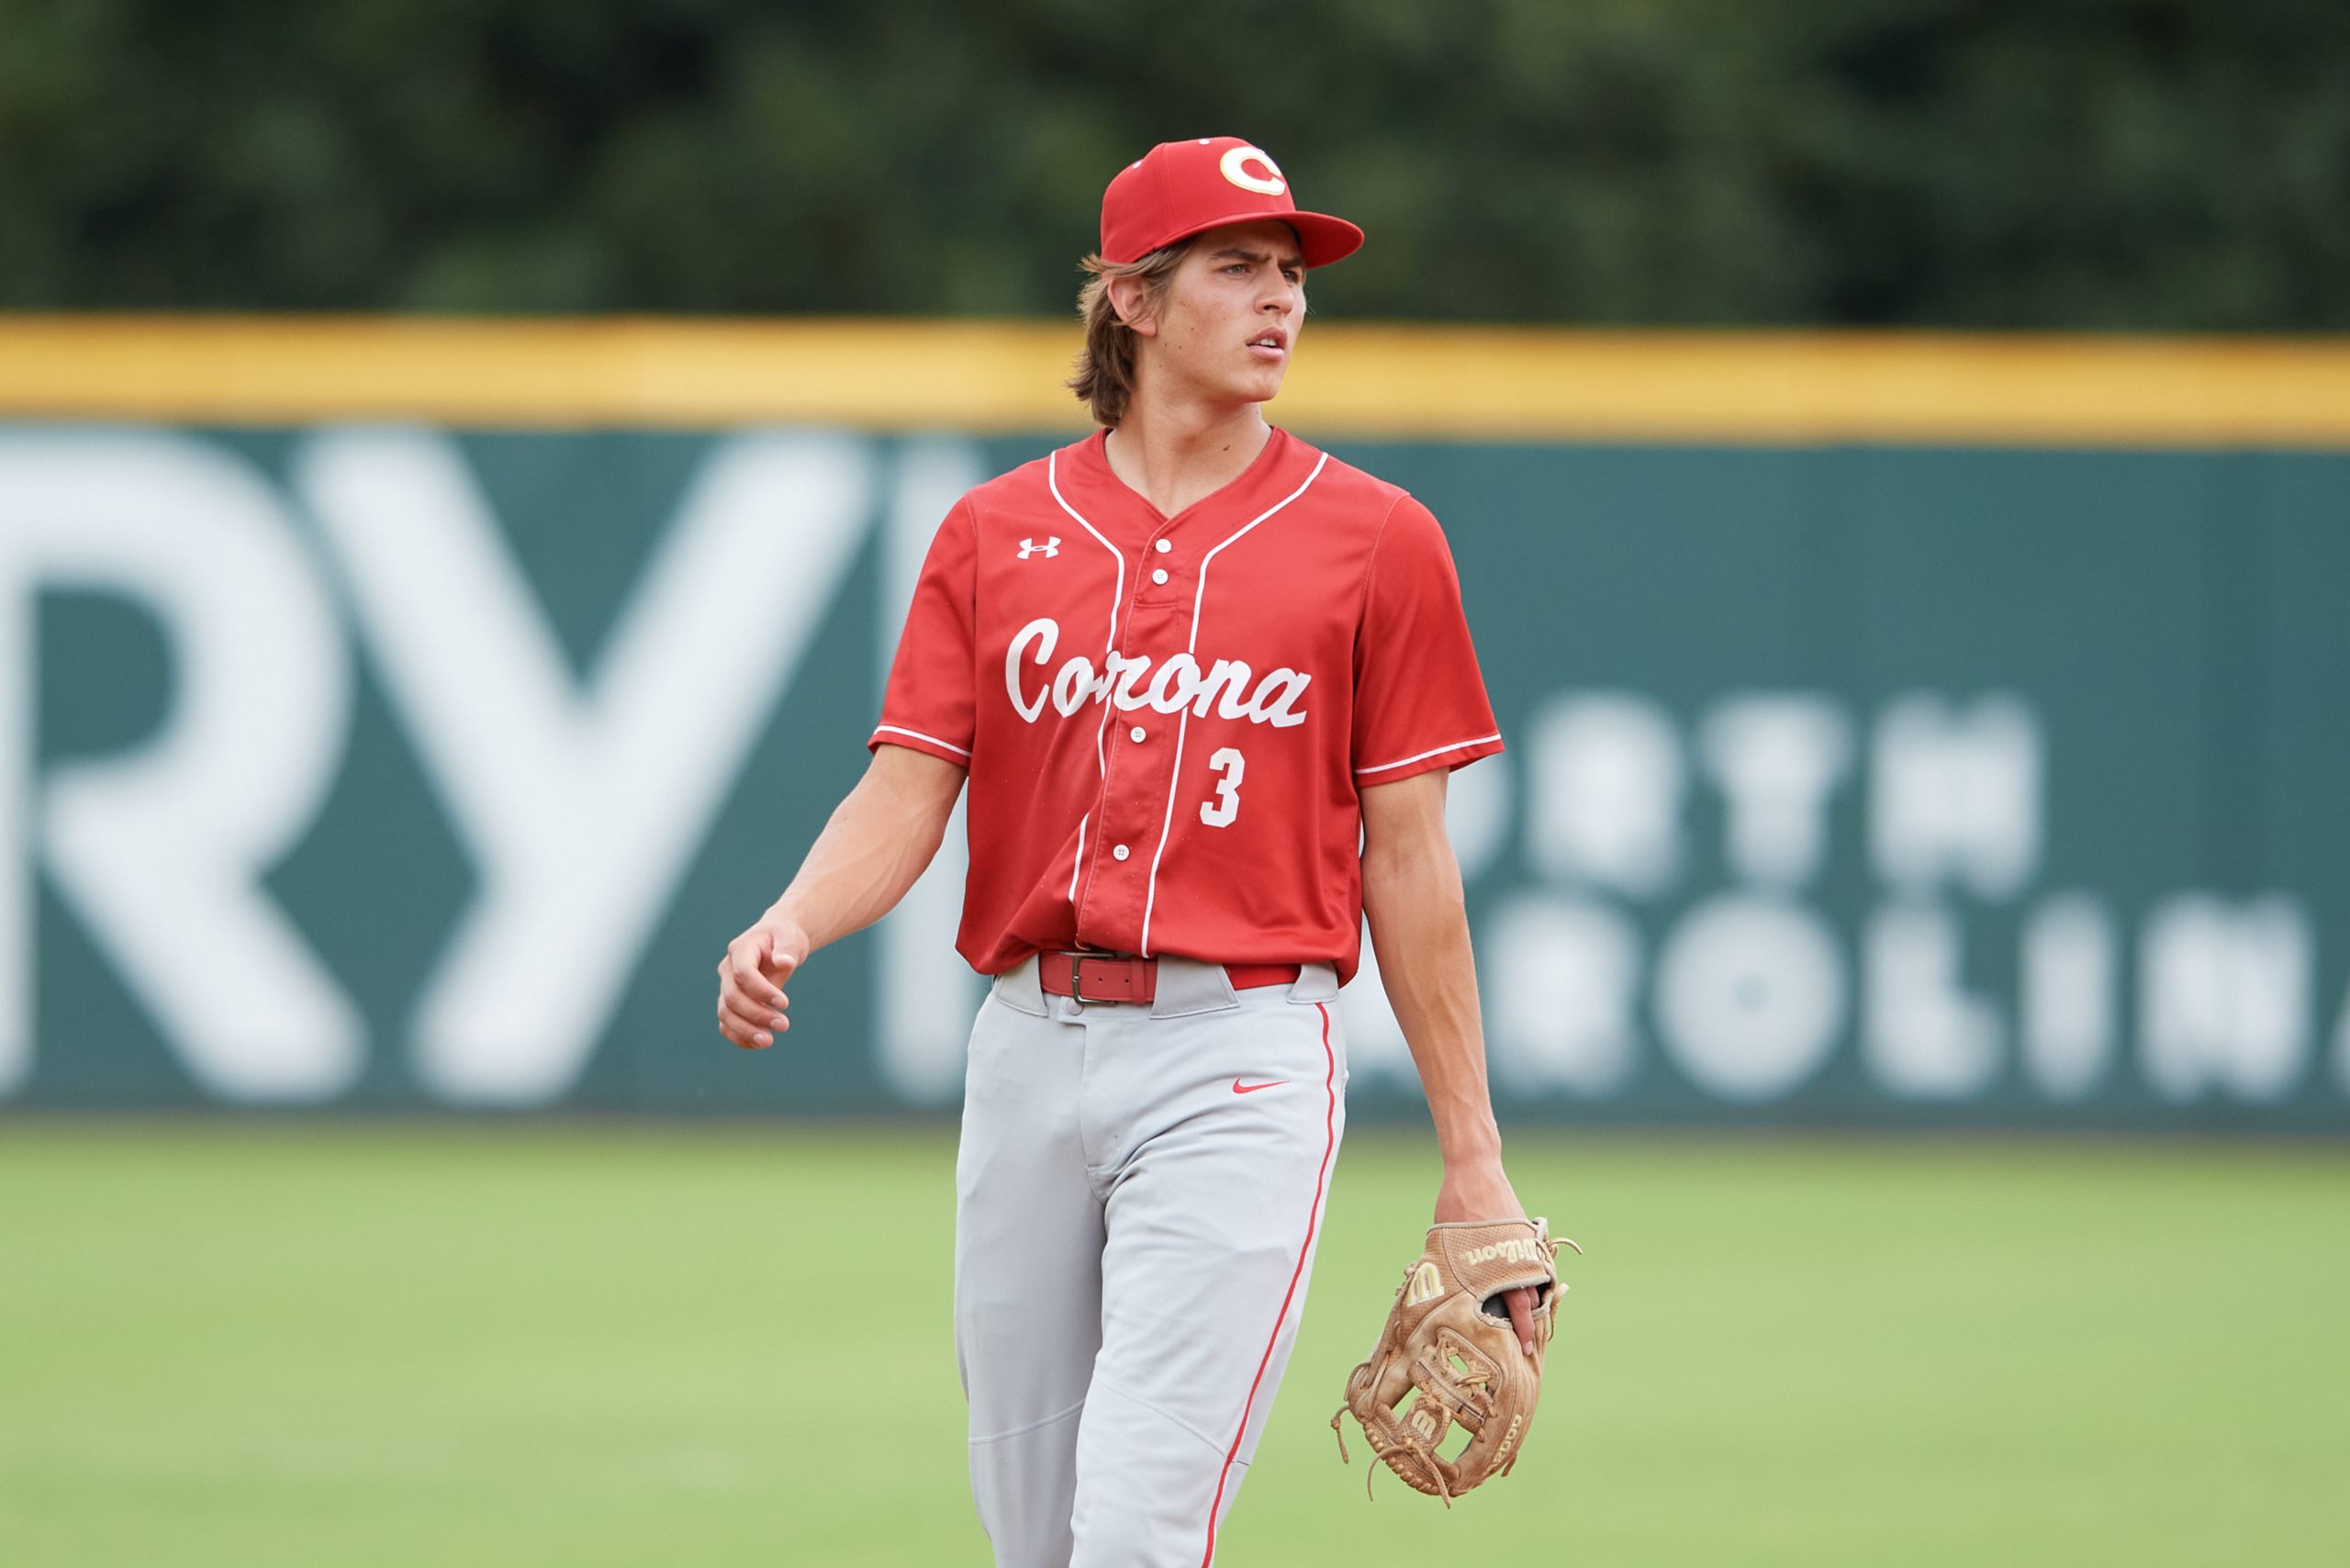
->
[716, 981, 788, 1049]
[715, 1007, 769, 1051]
[1505, 1284, 1538, 1358]
[716, 930, 794, 1050]
[726, 932, 790, 1013]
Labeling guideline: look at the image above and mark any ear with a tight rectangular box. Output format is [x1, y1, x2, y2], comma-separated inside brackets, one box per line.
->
[1104, 274, 1160, 338]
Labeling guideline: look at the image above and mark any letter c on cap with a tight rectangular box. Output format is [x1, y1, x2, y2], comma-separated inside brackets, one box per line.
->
[1218, 145, 1287, 196]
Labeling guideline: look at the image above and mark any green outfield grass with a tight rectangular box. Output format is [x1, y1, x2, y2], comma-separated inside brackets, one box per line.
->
[2, 1123, 2344, 1567]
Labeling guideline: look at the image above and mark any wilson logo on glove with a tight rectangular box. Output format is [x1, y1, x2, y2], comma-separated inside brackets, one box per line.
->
[1460, 1237, 1550, 1268]
[1403, 1261, 1442, 1306]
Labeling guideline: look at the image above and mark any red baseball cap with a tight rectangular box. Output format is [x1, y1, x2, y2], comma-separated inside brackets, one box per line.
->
[1099, 136, 1364, 268]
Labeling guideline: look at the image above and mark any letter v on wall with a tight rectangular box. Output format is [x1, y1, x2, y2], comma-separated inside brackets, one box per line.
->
[297, 427, 874, 1105]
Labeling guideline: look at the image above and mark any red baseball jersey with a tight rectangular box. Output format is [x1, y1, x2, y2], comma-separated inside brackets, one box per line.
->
[870, 427, 1501, 984]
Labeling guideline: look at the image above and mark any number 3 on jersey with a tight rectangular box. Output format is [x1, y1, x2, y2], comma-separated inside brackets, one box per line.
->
[1200, 747, 1245, 827]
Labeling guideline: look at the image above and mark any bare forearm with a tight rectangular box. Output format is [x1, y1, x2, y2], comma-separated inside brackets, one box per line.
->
[771, 749, 964, 953]
[1360, 770, 1539, 1346]
[1361, 839, 1503, 1168]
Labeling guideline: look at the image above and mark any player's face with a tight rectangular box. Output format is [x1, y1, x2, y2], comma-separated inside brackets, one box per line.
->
[1148, 220, 1308, 409]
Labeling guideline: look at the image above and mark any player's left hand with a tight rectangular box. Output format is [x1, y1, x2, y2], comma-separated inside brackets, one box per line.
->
[1433, 1158, 1540, 1357]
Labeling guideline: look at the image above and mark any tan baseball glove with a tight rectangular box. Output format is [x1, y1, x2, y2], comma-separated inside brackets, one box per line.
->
[1331, 1216, 1579, 1504]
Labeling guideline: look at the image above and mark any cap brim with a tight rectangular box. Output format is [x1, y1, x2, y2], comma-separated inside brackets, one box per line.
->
[1142, 207, 1365, 269]
[1284, 211, 1366, 268]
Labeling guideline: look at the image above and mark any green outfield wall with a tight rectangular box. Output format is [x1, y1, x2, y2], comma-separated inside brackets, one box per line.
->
[6, 323, 2349, 1128]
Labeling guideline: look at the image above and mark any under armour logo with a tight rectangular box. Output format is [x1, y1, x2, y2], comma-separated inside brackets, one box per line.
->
[1018, 537, 1061, 559]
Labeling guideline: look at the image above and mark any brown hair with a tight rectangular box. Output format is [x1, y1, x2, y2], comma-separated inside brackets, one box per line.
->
[1068, 241, 1192, 429]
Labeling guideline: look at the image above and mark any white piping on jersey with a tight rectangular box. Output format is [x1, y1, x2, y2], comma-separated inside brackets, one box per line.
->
[1354, 733, 1502, 777]
[1046, 449, 1128, 911]
[1139, 451, 1331, 955]
[871, 723, 973, 759]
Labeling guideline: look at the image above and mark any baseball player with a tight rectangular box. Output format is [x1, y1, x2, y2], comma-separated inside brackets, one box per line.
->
[716, 135, 1540, 1566]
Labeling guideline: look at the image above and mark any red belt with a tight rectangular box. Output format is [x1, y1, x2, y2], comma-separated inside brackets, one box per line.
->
[1037, 952, 1302, 1005]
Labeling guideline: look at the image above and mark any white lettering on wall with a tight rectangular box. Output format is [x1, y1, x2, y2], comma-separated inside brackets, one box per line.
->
[1699, 695, 1852, 889]
[1870, 693, 2041, 899]
[5, 425, 2344, 1126]
[1655, 894, 1844, 1101]
[2139, 895, 2311, 1103]
[299, 427, 874, 1106]
[2022, 893, 2116, 1100]
[1525, 692, 1684, 896]
[1487, 893, 1641, 1096]
[1863, 901, 2001, 1098]
[0, 433, 361, 1100]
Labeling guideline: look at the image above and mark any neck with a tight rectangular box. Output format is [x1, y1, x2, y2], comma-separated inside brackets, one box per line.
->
[1102, 390, 1272, 518]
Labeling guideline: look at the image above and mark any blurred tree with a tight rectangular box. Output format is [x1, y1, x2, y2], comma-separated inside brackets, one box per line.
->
[0, 0, 2343, 326]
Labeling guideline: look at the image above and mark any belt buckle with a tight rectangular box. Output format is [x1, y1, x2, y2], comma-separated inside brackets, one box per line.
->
[1068, 952, 1132, 1005]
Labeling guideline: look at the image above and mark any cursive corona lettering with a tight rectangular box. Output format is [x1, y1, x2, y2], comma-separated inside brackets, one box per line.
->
[1003, 617, 1311, 729]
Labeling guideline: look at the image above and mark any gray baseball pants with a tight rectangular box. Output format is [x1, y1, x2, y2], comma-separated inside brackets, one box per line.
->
[955, 954, 1350, 1568]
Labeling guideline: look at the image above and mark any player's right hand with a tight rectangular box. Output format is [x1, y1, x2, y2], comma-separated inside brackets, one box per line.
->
[716, 912, 812, 1050]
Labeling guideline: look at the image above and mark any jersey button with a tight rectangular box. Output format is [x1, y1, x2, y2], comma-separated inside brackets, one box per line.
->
[1154, 539, 1172, 554]
[1113, 844, 1131, 861]
[1129, 725, 1147, 742]
[1151, 568, 1169, 585]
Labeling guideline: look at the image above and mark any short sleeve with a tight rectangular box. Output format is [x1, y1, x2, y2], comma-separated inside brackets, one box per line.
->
[869, 499, 979, 766]
[1351, 494, 1504, 785]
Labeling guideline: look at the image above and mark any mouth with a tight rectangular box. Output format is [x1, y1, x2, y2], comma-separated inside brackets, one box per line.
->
[1246, 330, 1290, 362]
